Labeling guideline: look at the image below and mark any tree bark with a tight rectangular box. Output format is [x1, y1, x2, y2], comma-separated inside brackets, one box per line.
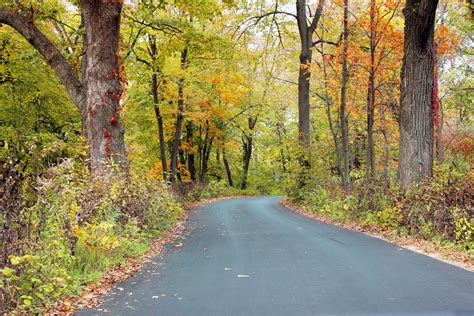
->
[169, 47, 188, 182]
[340, 0, 351, 191]
[399, 0, 438, 190]
[81, 0, 128, 174]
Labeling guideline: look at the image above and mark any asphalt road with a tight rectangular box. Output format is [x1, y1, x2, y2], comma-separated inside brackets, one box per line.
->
[78, 196, 474, 316]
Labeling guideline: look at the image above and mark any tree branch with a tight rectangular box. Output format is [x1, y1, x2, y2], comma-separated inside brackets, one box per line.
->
[309, 0, 325, 33]
[0, 9, 86, 112]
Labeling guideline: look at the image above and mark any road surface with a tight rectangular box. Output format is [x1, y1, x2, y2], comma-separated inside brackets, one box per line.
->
[78, 196, 474, 315]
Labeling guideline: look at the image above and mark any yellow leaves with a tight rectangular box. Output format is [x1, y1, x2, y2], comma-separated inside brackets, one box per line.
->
[73, 222, 121, 252]
[147, 160, 166, 181]
[210, 74, 223, 85]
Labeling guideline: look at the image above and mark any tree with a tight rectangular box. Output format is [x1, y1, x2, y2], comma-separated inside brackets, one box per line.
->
[339, 0, 351, 191]
[398, 0, 439, 189]
[295, 0, 324, 151]
[0, 0, 128, 175]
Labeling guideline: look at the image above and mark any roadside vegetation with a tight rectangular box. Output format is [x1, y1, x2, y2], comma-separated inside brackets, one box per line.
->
[1, 0, 472, 313]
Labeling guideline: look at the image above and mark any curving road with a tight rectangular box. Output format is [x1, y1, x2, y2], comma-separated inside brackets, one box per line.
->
[78, 196, 474, 316]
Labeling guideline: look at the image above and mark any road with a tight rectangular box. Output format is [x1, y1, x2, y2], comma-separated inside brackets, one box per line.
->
[78, 196, 474, 315]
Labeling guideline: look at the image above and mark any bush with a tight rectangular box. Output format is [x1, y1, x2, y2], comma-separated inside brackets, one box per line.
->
[0, 160, 182, 313]
[289, 163, 473, 252]
[399, 164, 473, 248]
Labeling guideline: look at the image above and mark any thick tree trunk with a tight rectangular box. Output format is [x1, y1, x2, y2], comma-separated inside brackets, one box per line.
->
[399, 0, 438, 190]
[169, 47, 188, 182]
[296, 1, 312, 152]
[295, 0, 324, 173]
[340, 0, 351, 191]
[366, 0, 376, 179]
[297, 50, 312, 150]
[81, 0, 128, 174]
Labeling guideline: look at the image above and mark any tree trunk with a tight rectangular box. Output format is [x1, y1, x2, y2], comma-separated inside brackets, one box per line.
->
[436, 100, 444, 164]
[169, 47, 188, 182]
[186, 121, 196, 181]
[340, 0, 351, 191]
[276, 122, 287, 172]
[295, 0, 324, 172]
[241, 116, 257, 190]
[200, 138, 213, 183]
[321, 41, 342, 177]
[223, 145, 233, 187]
[0, 5, 130, 175]
[399, 0, 438, 190]
[81, 0, 128, 174]
[366, 0, 376, 179]
[296, 1, 312, 156]
[381, 104, 391, 184]
[241, 136, 252, 190]
[150, 38, 168, 179]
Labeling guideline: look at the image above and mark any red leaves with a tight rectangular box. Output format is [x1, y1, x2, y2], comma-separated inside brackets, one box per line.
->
[111, 91, 122, 102]
[110, 116, 118, 126]
[104, 131, 112, 138]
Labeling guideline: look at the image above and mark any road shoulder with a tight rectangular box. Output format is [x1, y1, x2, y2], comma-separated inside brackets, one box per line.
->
[281, 198, 474, 272]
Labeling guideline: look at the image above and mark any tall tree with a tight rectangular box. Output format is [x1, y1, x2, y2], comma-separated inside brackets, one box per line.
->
[366, 0, 377, 179]
[296, 0, 324, 153]
[0, 0, 128, 175]
[241, 115, 258, 190]
[340, 0, 351, 191]
[398, 0, 439, 189]
[169, 46, 188, 182]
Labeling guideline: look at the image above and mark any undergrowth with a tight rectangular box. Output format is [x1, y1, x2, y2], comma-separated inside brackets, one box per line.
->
[289, 162, 474, 254]
[0, 159, 182, 313]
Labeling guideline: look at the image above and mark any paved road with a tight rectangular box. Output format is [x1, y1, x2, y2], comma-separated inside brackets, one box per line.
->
[78, 196, 474, 315]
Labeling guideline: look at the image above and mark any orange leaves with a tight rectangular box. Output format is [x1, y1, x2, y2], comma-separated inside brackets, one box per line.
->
[436, 25, 459, 56]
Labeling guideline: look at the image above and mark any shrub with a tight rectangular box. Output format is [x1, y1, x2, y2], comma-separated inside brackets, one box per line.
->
[289, 163, 473, 251]
[0, 160, 182, 313]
